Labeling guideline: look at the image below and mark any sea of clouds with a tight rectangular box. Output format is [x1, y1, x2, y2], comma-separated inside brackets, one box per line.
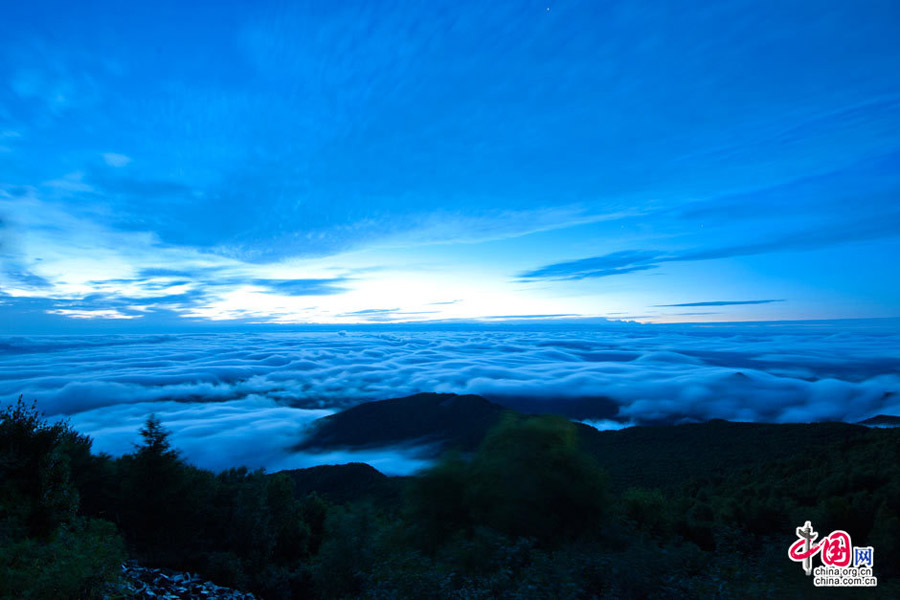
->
[1, 324, 898, 473]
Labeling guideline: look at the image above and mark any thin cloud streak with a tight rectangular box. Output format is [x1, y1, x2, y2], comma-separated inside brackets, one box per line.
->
[655, 300, 784, 307]
[518, 213, 900, 282]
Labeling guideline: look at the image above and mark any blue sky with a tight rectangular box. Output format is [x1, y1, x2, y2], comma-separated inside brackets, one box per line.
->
[1, 0, 899, 331]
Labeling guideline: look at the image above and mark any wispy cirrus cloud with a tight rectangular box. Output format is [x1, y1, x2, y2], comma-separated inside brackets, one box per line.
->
[340, 308, 402, 316]
[102, 153, 131, 167]
[3, 267, 53, 288]
[517, 251, 663, 281]
[250, 278, 348, 296]
[478, 313, 580, 320]
[336, 308, 441, 321]
[518, 212, 900, 282]
[0, 190, 366, 326]
[655, 300, 784, 307]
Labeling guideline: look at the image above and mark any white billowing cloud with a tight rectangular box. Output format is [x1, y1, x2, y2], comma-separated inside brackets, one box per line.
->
[66, 396, 435, 474]
[579, 419, 634, 431]
[2, 325, 898, 471]
[102, 152, 132, 167]
[67, 397, 329, 468]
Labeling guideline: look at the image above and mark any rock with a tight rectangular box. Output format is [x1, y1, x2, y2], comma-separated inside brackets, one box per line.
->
[108, 562, 259, 600]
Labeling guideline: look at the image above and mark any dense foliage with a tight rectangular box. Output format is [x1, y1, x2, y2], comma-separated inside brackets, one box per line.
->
[1, 397, 898, 599]
[0, 398, 123, 599]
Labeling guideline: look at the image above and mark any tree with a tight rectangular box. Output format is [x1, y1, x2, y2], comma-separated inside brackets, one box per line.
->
[117, 414, 198, 563]
[408, 414, 610, 548]
[136, 414, 177, 460]
[467, 414, 610, 544]
[0, 396, 80, 538]
[0, 398, 123, 599]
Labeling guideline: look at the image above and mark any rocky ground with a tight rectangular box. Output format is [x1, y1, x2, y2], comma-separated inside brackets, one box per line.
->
[108, 561, 258, 599]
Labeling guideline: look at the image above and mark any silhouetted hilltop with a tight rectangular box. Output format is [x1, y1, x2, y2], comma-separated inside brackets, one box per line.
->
[859, 414, 900, 427]
[295, 393, 878, 491]
[278, 463, 403, 504]
[295, 392, 506, 452]
[486, 393, 619, 421]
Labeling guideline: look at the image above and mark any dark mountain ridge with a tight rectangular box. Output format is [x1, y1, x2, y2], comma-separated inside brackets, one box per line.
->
[278, 462, 403, 504]
[295, 392, 506, 452]
[859, 414, 900, 427]
[292, 393, 880, 491]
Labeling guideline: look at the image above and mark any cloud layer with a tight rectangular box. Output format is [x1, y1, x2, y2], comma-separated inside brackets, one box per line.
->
[2, 324, 898, 471]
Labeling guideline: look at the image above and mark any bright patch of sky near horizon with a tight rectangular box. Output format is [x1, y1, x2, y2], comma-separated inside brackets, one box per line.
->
[1, 0, 900, 331]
